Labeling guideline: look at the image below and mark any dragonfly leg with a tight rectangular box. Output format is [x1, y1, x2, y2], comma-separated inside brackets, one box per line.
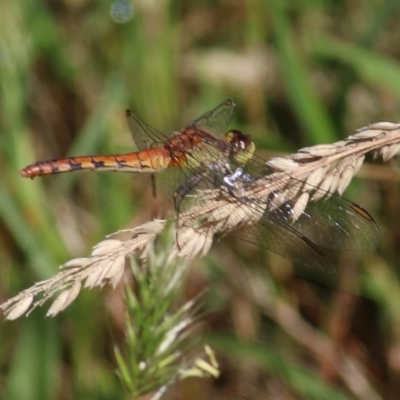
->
[151, 174, 157, 198]
[173, 174, 205, 250]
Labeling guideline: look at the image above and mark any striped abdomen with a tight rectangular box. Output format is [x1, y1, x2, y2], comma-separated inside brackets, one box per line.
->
[20, 148, 172, 179]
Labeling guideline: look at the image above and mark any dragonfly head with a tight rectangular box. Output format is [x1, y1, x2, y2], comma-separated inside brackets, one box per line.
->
[223, 129, 256, 166]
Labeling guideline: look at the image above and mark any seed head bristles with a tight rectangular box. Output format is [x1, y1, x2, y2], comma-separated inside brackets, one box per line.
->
[0, 220, 211, 319]
[2, 121, 400, 318]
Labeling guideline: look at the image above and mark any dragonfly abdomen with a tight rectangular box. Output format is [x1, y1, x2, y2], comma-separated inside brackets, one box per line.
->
[20, 148, 171, 179]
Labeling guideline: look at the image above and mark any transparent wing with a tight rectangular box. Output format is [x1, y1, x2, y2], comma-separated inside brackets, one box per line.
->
[231, 193, 378, 272]
[188, 99, 235, 137]
[233, 208, 336, 272]
[239, 153, 379, 250]
[125, 99, 234, 149]
[233, 162, 378, 269]
[125, 110, 168, 150]
[283, 196, 378, 250]
[176, 151, 379, 271]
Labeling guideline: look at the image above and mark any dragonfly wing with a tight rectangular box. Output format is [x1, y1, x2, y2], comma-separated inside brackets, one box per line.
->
[233, 182, 378, 271]
[182, 155, 379, 270]
[239, 154, 379, 250]
[160, 156, 336, 271]
[231, 192, 378, 271]
[125, 110, 168, 150]
[158, 167, 192, 203]
[188, 99, 235, 137]
[232, 208, 336, 271]
[278, 194, 379, 250]
[180, 176, 337, 271]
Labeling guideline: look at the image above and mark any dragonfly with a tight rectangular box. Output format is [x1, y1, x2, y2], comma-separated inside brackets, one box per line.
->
[20, 100, 379, 270]
[21, 100, 252, 202]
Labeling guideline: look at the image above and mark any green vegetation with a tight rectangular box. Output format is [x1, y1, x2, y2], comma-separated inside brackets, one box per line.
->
[1, 0, 400, 399]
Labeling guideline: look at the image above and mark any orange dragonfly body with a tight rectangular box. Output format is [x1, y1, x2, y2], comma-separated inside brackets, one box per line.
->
[21, 100, 251, 180]
[20, 146, 170, 178]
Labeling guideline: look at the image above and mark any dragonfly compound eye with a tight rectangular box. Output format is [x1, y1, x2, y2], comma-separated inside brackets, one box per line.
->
[225, 129, 255, 166]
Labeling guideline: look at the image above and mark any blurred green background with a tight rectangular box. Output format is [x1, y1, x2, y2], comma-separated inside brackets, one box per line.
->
[1, 0, 400, 399]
